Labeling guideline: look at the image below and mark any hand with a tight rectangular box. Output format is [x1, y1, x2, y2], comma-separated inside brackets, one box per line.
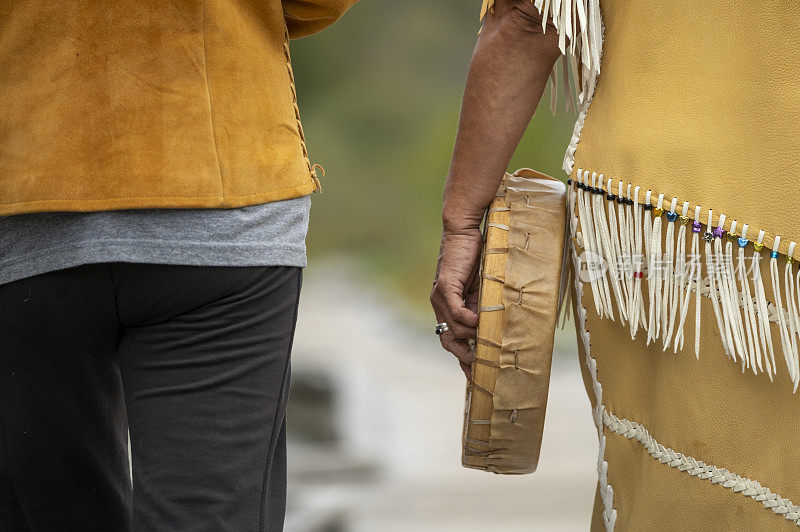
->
[432, 0, 559, 379]
[430, 226, 483, 378]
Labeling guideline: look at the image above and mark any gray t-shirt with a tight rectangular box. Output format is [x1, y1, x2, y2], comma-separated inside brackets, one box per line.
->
[0, 195, 311, 286]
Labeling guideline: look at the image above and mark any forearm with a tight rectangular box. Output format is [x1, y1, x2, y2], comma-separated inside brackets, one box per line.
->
[442, 5, 560, 233]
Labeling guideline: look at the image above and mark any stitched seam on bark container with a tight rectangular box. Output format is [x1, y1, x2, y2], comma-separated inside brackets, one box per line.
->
[463, 172, 568, 474]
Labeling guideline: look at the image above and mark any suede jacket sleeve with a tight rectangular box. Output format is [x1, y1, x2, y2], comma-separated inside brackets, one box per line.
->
[283, 0, 358, 39]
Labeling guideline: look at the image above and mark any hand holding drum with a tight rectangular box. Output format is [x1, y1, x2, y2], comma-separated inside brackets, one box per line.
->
[451, 169, 568, 474]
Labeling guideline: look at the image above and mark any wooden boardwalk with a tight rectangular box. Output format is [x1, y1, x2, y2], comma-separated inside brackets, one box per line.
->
[286, 262, 598, 531]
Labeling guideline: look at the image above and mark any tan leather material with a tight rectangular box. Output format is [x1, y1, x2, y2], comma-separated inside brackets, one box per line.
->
[0, 0, 356, 215]
[284, 0, 355, 39]
[572, 0, 800, 258]
[462, 170, 567, 475]
[573, 203, 800, 530]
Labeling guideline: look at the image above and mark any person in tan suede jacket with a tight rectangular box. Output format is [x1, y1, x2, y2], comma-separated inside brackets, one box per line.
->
[0, 1, 356, 530]
[0, 0, 355, 216]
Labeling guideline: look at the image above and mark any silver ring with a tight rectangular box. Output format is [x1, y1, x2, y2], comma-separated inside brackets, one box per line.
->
[435, 322, 450, 335]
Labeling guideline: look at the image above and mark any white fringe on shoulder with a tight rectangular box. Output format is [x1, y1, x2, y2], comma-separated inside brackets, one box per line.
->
[480, 0, 603, 174]
[480, 0, 603, 109]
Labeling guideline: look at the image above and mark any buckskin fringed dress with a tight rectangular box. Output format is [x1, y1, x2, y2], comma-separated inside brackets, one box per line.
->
[481, 0, 800, 529]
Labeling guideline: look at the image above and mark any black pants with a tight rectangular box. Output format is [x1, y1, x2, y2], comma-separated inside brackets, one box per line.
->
[0, 263, 301, 531]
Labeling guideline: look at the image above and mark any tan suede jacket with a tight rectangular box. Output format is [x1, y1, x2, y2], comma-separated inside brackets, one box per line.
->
[0, 0, 356, 216]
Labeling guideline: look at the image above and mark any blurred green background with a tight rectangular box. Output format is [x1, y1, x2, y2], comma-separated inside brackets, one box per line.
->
[291, 0, 576, 310]
[285, 6, 594, 526]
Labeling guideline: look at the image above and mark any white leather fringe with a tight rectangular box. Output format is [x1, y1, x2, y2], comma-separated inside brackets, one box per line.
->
[572, 168, 800, 390]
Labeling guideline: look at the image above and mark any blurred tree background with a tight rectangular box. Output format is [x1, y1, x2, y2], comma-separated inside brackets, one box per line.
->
[291, 0, 576, 310]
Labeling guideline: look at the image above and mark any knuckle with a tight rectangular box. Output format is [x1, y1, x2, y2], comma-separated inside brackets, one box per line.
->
[432, 285, 445, 301]
[453, 330, 470, 341]
[453, 328, 476, 341]
[441, 335, 454, 349]
[449, 324, 465, 338]
[436, 274, 455, 289]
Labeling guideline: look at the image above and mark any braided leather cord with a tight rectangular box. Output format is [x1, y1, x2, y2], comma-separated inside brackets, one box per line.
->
[605, 411, 800, 526]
